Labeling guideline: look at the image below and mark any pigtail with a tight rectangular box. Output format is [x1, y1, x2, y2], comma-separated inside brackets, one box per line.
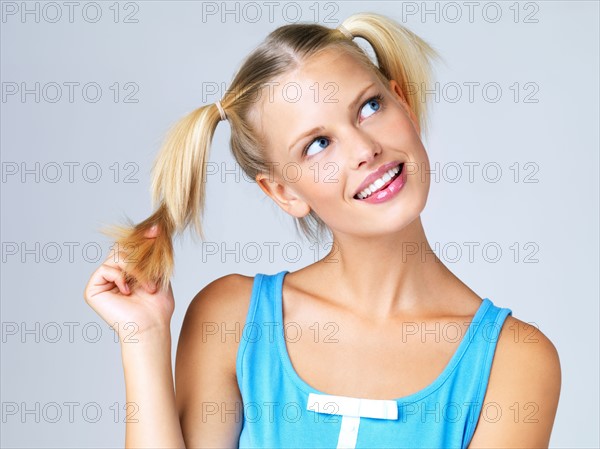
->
[340, 12, 443, 136]
[98, 103, 225, 292]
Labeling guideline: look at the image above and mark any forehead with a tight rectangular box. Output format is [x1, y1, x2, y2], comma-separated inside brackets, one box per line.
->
[254, 49, 382, 142]
[286, 48, 374, 87]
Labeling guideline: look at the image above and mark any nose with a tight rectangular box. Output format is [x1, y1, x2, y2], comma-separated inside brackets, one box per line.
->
[345, 126, 381, 169]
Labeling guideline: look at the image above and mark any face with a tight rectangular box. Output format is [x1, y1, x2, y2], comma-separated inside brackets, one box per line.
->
[254, 48, 431, 239]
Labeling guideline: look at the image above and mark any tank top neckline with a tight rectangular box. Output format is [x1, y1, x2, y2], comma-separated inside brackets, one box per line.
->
[271, 269, 493, 404]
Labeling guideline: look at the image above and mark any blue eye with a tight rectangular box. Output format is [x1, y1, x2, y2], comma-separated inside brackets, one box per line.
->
[304, 137, 330, 157]
[301, 93, 385, 158]
[361, 95, 382, 118]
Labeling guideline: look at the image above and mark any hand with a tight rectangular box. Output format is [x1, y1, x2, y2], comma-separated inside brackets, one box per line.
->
[83, 225, 174, 342]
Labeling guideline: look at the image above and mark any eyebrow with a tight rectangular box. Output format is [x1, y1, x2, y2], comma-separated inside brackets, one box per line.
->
[287, 82, 376, 153]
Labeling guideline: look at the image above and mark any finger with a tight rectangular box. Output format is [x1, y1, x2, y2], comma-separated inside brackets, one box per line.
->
[144, 224, 159, 239]
[88, 264, 131, 298]
[102, 250, 158, 295]
[99, 248, 160, 295]
[142, 281, 158, 294]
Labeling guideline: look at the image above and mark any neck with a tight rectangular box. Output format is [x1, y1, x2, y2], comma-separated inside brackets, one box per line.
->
[318, 216, 456, 319]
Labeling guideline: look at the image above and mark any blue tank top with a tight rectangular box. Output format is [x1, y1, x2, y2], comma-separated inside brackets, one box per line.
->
[236, 270, 513, 448]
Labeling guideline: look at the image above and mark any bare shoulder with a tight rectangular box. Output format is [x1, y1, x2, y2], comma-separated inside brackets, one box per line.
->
[186, 273, 255, 324]
[174, 273, 255, 447]
[468, 314, 562, 447]
[493, 315, 561, 393]
[179, 273, 256, 370]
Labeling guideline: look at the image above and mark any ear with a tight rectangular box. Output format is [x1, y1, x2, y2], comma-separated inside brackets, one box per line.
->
[389, 79, 420, 135]
[255, 171, 311, 219]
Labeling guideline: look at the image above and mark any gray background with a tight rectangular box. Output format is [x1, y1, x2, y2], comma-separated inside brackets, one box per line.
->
[1, 1, 598, 447]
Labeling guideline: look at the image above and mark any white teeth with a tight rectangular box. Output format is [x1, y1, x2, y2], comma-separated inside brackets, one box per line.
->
[356, 164, 402, 199]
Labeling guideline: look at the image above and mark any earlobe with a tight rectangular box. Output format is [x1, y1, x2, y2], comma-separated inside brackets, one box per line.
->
[389, 79, 420, 135]
[255, 173, 311, 219]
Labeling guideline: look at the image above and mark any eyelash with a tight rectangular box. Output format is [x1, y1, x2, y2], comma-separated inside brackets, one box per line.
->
[301, 93, 385, 158]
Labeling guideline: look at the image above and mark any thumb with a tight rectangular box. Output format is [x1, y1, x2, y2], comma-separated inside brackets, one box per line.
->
[144, 224, 160, 239]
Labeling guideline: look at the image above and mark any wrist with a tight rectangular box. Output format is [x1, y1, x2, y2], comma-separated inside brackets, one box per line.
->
[117, 320, 171, 342]
[119, 325, 172, 353]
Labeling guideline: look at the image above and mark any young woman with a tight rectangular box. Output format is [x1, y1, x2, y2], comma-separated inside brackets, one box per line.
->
[83, 12, 561, 449]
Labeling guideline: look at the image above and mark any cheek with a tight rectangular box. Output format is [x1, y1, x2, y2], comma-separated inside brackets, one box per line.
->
[296, 175, 344, 216]
[384, 108, 416, 138]
[377, 108, 423, 154]
[302, 177, 338, 201]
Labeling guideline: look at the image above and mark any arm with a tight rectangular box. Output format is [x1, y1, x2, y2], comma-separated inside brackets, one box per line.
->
[468, 316, 562, 448]
[84, 242, 187, 448]
[175, 274, 253, 448]
[121, 328, 186, 448]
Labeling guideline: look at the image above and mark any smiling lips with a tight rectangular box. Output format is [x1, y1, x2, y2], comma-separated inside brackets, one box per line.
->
[353, 160, 404, 198]
[355, 163, 406, 204]
[354, 162, 405, 200]
[355, 163, 403, 199]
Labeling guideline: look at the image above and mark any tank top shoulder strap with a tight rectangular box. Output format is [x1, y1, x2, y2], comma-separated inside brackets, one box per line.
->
[236, 270, 287, 389]
[455, 297, 513, 445]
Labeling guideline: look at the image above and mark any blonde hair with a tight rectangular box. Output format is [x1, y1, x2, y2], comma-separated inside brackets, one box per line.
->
[99, 11, 441, 292]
